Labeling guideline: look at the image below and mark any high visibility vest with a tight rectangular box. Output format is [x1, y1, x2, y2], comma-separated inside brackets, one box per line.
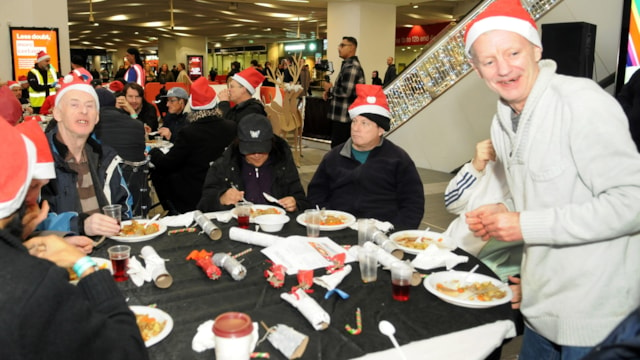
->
[29, 66, 58, 107]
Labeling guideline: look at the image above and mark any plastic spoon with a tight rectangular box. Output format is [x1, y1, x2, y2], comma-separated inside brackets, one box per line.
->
[144, 214, 161, 229]
[378, 320, 408, 360]
[262, 192, 279, 204]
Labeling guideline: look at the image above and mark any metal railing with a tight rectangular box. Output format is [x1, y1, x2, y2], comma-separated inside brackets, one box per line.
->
[385, 0, 563, 132]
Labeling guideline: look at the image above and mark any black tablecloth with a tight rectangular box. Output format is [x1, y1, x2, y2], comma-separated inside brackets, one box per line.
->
[93, 215, 513, 360]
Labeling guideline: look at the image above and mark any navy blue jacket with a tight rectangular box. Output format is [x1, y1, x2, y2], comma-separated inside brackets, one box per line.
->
[307, 138, 424, 230]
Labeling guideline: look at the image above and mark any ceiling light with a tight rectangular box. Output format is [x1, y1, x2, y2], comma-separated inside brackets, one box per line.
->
[107, 15, 129, 21]
[412, 4, 418, 8]
[255, 3, 276, 8]
[269, 13, 294, 18]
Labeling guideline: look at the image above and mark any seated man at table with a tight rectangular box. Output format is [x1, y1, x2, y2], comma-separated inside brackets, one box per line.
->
[115, 82, 159, 132]
[150, 77, 236, 214]
[16, 119, 95, 254]
[217, 67, 267, 124]
[307, 84, 424, 230]
[40, 75, 131, 237]
[0, 118, 148, 359]
[157, 86, 189, 142]
[198, 113, 310, 213]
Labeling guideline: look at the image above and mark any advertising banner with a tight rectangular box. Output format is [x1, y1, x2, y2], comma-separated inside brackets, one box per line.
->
[9, 27, 60, 79]
[187, 55, 203, 80]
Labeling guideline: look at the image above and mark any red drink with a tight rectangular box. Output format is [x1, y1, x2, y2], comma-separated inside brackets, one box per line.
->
[238, 215, 250, 229]
[111, 255, 129, 282]
[392, 280, 410, 301]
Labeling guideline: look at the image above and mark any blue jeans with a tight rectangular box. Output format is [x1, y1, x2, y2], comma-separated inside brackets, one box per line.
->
[520, 326, 593, 360]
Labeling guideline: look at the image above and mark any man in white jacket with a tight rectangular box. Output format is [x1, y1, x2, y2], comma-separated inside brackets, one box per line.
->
[463, 0, 640, 359]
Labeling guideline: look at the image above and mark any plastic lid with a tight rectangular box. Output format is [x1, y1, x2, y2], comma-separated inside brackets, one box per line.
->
[213, 312, 253, 338]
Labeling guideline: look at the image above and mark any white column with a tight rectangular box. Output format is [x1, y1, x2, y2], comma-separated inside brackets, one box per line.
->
[0, 0, 70, 81]
[326, 1, 396, 84]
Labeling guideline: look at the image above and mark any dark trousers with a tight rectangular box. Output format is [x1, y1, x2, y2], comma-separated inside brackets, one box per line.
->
[331, 121, 351, 148]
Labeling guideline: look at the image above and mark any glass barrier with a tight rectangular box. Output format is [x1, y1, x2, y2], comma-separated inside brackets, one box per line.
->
[386, 0, 562, 131]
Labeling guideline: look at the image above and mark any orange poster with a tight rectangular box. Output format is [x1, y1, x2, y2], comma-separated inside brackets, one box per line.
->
[10, 27, 60, 80]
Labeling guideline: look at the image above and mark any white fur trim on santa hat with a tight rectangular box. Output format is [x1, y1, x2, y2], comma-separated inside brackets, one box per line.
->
[54, 75, 100, 108]
[189, 96, 218, 110]
[232, 74, 256, 94]
[0, 133, 35, 219]
[465, 16, 541, 57]
[348, 104, 391, 120]
[37, 52, 51, 63]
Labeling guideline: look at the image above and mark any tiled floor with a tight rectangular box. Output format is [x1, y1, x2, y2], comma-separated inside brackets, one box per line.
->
[299, 139, 522, 360]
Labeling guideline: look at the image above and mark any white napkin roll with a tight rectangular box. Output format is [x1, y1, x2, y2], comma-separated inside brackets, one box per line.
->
[280, 288, 330, 331]
[140, 246, 171, 282]
[229, 226, 283, 247]
[362, 242, 401, 269]
[313, 265, 352, 290]
[126, 256, 151, 287]
[411, 244, 469, 271]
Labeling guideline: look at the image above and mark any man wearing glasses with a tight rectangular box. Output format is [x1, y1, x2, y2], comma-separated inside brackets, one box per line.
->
[323, 36, 365, 148]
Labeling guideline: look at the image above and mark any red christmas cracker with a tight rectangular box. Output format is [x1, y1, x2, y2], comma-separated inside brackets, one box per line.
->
[186, 249, 221, 280]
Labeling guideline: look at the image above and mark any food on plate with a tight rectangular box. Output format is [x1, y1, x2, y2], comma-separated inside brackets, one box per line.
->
[319, 214, 345, 226]
[394, 235, 443, 250]
[436, 280, 507, 301]
[250, 207, 281, 218]
[119, 220, 160, 237]
[136, 313, 167, 342]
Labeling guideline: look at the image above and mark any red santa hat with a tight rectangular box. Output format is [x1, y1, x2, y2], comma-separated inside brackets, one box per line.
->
[36, 50, 51, 63]
[189, 77, 218, 110]
[7, 81, 20, 89]
[464, 0, 541, 57]
[348, 84, 391, 131]
[72, 68, 94, 83]
[232, 67, 265, 95]
[54, 74, 100, 108]
[107, 80, 124, 94]
[18, 75, 28, 85]
[0, 85, 23, 126]
[0, 117, 36, 219]
[15, 119, 55, 180]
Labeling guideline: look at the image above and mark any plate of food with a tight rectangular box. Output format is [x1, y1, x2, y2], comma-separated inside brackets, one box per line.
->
[109, 220, 167, 243]
[68, 257, 112, 284]
[130, 305, 173, 347]
[424, 270, 512, 309]
[295, 210, 356, 231]
[389, 230, 455, 254]
[230, 204, 285, 223]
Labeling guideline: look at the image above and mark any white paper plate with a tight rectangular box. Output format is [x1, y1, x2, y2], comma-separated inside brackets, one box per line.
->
[109, 220, 167, 243]
[295, 210, 356, 231]
[424, 270, 512, 309]
[230, 204, 285, 223]
[93, 257, 113, 274]
[69, 257, 113, 285]
[389, 229, 455, 254]
[130, 305, 173, 347]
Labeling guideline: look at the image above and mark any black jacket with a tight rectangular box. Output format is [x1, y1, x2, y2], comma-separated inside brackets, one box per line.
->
[0, 229, 148, 360]
[218, 98, 267, 124]
[137, 101, 159, 132]
[150, 110, 236, 213]
[198, 136, 310, 212]
[94, 106, 146, 162]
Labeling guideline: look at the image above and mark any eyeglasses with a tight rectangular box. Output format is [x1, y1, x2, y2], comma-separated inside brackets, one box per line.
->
[338, 43, 353, 48]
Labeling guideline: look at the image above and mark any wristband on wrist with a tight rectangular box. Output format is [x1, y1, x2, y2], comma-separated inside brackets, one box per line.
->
[130, 113, 138, 119]
[72, 256, 98, 279]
